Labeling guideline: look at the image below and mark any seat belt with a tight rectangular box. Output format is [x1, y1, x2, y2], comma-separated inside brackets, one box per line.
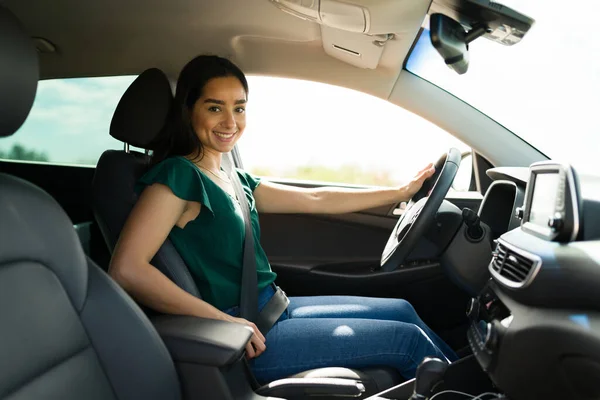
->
[222, 153, 289, 334]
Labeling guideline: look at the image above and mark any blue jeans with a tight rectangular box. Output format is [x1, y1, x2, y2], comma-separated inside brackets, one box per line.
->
[225, 285, 458, 384]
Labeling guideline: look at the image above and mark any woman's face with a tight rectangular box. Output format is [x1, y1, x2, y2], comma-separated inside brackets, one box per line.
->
[191, 76, 247, 155]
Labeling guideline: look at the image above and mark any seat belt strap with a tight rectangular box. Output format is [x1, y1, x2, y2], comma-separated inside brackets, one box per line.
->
[223, 153, 289, 334]
[224, 154, 259, 323]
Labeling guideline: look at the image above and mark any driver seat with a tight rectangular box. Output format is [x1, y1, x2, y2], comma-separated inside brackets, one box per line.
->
[92, 68, 404, 394]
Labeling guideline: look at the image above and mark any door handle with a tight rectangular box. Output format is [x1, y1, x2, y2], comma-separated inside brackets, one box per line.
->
[391, 202, 407, 216]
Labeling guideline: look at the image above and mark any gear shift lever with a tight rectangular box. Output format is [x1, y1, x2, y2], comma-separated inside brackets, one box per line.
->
[409, 357, 448, 399]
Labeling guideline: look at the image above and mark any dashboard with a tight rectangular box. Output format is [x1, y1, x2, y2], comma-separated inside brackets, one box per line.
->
[467, 161, 600, 400]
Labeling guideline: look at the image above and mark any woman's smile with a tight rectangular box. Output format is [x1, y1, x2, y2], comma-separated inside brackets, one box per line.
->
[213, 130, 238, 142]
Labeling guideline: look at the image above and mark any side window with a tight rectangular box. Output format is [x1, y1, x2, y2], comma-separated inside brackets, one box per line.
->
[239, 76, 473, 191]
[0, 76, 137, 166]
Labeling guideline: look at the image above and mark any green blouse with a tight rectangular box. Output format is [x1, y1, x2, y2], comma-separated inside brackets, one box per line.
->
[137, 156, 277, 310]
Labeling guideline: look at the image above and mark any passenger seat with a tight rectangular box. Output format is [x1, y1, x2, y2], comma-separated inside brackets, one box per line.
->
[0, 8, 181, 400]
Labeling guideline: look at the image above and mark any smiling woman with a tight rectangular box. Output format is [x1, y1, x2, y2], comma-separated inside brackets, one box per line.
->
[108, 55, 459, 385]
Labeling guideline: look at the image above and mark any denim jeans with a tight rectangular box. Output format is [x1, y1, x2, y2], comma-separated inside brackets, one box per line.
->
[225, 285, 458, 384]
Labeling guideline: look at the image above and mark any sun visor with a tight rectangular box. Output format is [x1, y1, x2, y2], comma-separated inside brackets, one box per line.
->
[321, 27, 387, 69]
[269, 0, 430, 69]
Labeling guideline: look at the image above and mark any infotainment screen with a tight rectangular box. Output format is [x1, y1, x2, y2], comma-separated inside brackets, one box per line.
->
[522, 162, 580, 242]
[528, 173, 559, 227]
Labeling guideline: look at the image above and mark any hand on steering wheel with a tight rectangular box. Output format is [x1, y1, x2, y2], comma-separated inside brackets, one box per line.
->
[401, 163, 437, 199]
[380, 148, 462, 272]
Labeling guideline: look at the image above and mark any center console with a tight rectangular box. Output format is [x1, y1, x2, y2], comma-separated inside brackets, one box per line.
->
[466, 284, 512, 374]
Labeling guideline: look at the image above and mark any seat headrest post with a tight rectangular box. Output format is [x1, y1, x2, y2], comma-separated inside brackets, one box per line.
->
[0, 7, 39, 138]
[124, 143, 130, 154]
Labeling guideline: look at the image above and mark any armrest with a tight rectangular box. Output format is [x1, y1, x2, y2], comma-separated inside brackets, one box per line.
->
[256, 377, 366, 399]
[152, 315, 252, 367]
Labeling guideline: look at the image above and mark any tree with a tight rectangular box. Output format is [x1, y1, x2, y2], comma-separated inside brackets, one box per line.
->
[0, 144, 49, 162]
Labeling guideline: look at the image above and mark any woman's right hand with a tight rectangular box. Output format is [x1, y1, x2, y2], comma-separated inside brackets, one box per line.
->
[224, 315, 267, 359]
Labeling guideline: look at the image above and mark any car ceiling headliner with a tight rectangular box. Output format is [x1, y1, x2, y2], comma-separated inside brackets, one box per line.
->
[3, 0, 430, 100]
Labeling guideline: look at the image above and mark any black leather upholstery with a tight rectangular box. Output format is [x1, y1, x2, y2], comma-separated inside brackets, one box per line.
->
[152, 315, 253, 367]
[0, 8, 38, 137]
[110, 68, 172, 148]
[93, 150, 151, 253]
[0, 173, 181, 400]
[0, 9, 182, 399]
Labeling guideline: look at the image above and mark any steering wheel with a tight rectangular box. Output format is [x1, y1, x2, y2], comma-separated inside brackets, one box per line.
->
[380, 148, 462, 272]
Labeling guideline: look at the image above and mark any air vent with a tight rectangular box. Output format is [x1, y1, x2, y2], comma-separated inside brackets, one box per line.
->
[490, 241, 541, 288]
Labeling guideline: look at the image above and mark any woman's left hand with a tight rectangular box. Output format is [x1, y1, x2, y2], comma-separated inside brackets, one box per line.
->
[399, 163, 436, 201]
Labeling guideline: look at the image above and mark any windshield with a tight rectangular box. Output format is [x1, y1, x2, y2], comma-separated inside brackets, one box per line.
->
[406, 0, 600, 174]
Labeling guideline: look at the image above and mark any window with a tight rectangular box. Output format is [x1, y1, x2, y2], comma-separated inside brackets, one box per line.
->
[239, 76, 471, 188]
[0, 76, 137, 166]
[405, 1, 600, 175]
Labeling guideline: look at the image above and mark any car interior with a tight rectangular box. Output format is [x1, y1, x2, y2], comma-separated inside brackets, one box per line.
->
[1, 0, 600, 399]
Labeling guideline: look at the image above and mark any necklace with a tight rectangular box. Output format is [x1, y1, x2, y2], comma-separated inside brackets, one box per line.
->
[197, 165, 231, 184]
[195, 163, 239, 202]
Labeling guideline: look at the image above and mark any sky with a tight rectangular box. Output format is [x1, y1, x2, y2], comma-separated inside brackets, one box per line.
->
[2, 0, 598, 183]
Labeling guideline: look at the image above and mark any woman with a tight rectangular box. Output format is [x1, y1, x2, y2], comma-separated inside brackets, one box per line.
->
[110, 55, 458, 383]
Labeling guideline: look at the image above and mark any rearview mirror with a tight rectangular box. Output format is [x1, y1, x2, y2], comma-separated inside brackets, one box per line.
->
[429, 13, 469, 75]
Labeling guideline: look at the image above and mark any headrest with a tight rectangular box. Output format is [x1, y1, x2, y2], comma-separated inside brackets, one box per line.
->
[110, 68, 173, 149]
[0, 7, 39, 138]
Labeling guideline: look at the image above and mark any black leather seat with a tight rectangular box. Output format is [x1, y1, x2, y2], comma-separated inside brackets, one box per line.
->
[92, 70, 404, 392]
[0, 9, 181, 400]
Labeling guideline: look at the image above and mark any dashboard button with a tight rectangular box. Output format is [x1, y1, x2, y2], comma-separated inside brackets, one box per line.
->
[484, 323, 497, 352]
[548, 214, 564, 231]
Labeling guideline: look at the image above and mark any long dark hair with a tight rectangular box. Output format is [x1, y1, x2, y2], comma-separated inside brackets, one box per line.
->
[151, 55, 249, 164]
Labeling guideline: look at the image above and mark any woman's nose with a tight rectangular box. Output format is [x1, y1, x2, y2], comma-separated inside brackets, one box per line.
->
[221, 112, 236, 129]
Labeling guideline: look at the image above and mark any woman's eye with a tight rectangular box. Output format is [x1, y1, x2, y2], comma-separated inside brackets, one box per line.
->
[235, 107, 246, 113]
[208, 106, 221, 112]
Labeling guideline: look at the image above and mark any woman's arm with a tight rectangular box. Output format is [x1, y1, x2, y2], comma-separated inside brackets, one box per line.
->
[254, 163, 436, 214]
[110, 183, 226, 319]
[110, 183, 267, 358]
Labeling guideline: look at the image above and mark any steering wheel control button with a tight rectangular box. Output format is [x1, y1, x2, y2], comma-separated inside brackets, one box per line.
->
[396, 225, 410, 241]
